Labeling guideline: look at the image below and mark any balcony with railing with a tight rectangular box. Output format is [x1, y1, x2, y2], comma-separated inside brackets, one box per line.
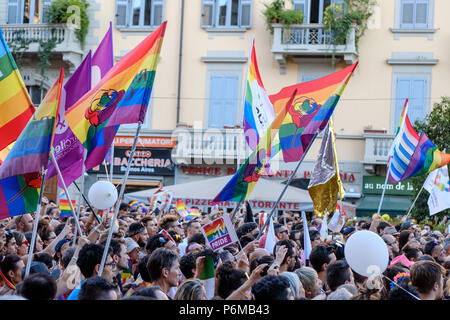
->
[171, 128, 250, 165]
[0, 24, 83, 70]
[362, 132, 395, 172]
[271, 23, 358, 74]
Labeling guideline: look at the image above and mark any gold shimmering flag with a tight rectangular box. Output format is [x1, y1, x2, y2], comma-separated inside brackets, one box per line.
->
[307, 122, 339, 217]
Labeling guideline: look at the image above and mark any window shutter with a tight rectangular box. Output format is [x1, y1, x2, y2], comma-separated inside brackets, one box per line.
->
[409, 78, 427, 124]
[239, 0, 252, 28]
[395, 78, 411, 128]
[41, 0, 53, 23]
[400, 0, 414, 28]
[201, 0, 215, 28]
[116, 0, 129, 27]
[153, 0, 164, 26]
[415, 0, 429, 28]
[223, 74, 239, 127]
[7, 0, 20, 24]
[208, 74, 225, 128]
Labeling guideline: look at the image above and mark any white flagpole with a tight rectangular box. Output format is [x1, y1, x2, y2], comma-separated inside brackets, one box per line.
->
[377, 99, 409, 217]
[257, 133, 319, 239]
[50, 150, 84, 237]
[405, 185, 424, 221]
[110, 139, 115, 183]
[25, 166, 47, 278]
[98, 121, 143, 276]
[72, 148, 87, 244]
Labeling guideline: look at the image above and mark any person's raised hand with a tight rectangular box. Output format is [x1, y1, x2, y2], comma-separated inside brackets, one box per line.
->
[274, 245, 288, 266]
[194, 256, 206, 279]
[267, 262, 280, 276]
[248, 263, 267, 283]
[243, 239, 258, 255]
[236, 251, 250, 274]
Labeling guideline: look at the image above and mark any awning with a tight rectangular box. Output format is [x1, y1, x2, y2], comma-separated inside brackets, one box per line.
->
[356, 195, 412, 217]
[124, 175, 313, 211]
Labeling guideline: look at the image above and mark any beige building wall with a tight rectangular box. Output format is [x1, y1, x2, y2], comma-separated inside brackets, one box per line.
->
[86, 0, 448, 164]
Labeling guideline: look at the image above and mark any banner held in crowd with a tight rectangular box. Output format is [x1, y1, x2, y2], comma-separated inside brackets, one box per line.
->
[201, 213, 239, 251]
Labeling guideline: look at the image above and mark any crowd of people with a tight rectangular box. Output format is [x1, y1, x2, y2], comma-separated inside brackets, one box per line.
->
[0, 197, 449, 301]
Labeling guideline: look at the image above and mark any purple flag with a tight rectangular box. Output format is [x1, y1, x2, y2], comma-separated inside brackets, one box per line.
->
[92, 21, 114, 85]
[47, 23, 114, 187]
[46, 52, 92, 187]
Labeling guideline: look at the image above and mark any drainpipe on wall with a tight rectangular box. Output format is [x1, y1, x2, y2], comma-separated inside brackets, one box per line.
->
[176, 0, 185, 125]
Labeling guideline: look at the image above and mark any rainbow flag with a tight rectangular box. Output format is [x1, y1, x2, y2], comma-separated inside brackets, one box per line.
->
[185, 208, 201, 221]
[242, 38, 275, 150]
[129, 200, 138, 208]
[65, 22, 167, 171]
[0, 28, 35, 151]
[400, 133, 450, 181]
[212, 90, 297, 203]
[59, 199, 76, 218]
[176, 199, 188, 216]
[0, 70, 64, 219]
[270, 63, 358, 162]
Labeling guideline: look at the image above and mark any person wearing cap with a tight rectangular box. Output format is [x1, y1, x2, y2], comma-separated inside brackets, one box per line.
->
[384, 226, 400, 237]
[54, 239, 71, 267]
[342, 227, 355, 242]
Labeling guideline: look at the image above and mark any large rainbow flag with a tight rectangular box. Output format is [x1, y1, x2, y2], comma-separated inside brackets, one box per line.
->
[0, 70, 64, 218]
[242, 38, 275, 150]
[0, 28, 35, 151]
[398, 133, 450, 182]
[65, 22, 167, 170]
[269, 63, 358, 162]
[212, 90, 297, 203]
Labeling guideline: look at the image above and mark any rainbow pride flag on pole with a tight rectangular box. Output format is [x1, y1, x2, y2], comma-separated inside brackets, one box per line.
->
[0, 28, 35, 151]
[242, 37, 275, 150]
[65, 22, 167, 171]
[213, 90, 297, 203]
[270, 63, 358, 162]
[0, 70, 64, 218]
[185, 208, 201, 221]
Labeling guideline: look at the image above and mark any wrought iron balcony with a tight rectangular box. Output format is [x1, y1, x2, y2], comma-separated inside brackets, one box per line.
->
[271, 23, 358, 74]
[0, 24, 83, 71]
[171, 128, 250, 165]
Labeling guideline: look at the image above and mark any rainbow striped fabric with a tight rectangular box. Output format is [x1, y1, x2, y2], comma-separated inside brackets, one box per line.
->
[65, 22, 167, 171]
[269, 63, 358, 162]
[388, 99, 450, 183]
[0, 28, 34, 151]
[242, 38, 275, 150]
[129, 200, 138, 208]
[59, 198, 76, 218]
[400, 133, 450, 181]
[388, 103, 419, 183]
[213, 90, 297, 203]
[185, 208, 201, 221]
[0, 70, 64, 218]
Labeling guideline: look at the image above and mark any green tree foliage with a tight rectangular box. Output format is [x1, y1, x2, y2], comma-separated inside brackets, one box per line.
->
[46, 0, 90, 46]
[409, 97, 450, 227]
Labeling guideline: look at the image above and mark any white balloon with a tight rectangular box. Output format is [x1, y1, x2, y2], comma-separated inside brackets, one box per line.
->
[344, 230, 389, 277]
[88, 181, 118, 210]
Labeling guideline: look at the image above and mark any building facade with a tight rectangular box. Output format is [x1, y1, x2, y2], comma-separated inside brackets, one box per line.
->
[1, 0, 448, 216]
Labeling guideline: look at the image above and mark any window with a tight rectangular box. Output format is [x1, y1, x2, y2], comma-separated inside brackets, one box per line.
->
[394, 77, 428, 127]
[116, 0, 164, 28]
[208, 74, 239, 128]
[400, 0, 429, 28]
[7, 0, 52, 24]
[201, 0, 252, 28]
[26, 85, 47, 106]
